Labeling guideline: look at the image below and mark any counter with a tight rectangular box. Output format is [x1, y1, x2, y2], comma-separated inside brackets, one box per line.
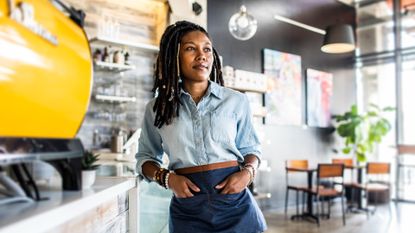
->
[0, 177, 138, 233]
[94, 155, 172, 233]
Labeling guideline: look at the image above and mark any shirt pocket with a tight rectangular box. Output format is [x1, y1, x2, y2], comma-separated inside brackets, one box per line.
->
[210, 111, 237, 145]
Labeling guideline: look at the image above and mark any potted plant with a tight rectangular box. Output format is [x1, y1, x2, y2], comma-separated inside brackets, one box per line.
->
[81, 150, 100, 189]
[333, 104, 394, 162]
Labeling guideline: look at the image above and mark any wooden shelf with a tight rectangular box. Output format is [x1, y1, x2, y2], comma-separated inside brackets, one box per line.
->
[94, 61, 135, 72]
[89, 36, 159, 53]
[95, 94, 136, 103]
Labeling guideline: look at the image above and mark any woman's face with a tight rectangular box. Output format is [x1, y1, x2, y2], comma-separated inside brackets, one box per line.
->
[179, 30, 213, 83]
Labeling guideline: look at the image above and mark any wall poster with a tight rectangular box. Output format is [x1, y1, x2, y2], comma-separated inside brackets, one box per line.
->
[262, 48, 302, 125]
[306, 68, 333, 128]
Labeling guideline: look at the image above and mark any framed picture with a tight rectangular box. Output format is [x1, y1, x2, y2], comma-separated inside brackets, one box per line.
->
[306, 68, 333, 128]
[262, 48, 302, 125]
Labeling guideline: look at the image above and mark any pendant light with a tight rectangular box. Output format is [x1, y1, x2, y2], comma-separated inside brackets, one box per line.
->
[321, 24, 355, 53]
[228, 5, 257, 41]
[273, 14, 355, 54]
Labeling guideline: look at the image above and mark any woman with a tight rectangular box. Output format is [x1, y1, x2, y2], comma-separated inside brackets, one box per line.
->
[136, 20, 267, 233]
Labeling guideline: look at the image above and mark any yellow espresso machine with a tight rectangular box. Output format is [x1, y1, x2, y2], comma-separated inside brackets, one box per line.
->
[0, 0, 93, 196]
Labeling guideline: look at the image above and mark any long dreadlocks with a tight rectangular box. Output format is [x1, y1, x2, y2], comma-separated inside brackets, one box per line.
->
[152, 20, 224, 128]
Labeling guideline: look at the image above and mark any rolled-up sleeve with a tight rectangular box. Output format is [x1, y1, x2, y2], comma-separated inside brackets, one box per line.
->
[136, 100, 164, 182]
[235, 95, 262, 162]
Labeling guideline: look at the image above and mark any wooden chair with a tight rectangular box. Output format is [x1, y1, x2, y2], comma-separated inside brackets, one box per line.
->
[332, 158, 355, 185]
[303, 163, 346, 226]
[285, 160, 309, 218]
[396, 145, 415, 201]
[355, 162, 391, 216]
[332, 158, 353, 167]
[332, 158, 358, 209]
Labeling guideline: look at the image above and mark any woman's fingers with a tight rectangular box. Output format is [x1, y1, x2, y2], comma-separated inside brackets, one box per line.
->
[215, 179, 228, 190]
[172, 172, 250, 197]
[218, 171, 249, 194]
[169, 174, 201, 198]
[186, 179, 200, 192]
[183, 188, 194, 197]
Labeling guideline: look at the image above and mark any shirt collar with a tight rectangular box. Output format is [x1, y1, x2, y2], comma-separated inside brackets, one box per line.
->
[179, 80, 223, 99]
[208, 81, 223, 99]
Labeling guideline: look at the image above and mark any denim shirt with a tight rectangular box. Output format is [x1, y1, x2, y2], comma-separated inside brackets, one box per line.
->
[136, 81, 261, 180]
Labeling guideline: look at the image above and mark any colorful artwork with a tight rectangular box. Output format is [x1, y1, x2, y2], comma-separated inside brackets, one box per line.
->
[263, 49, 302, 125]
[306, 68, 333, 127]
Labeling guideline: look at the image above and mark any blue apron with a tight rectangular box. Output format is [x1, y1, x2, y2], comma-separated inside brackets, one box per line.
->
[169, 166, 267, 233]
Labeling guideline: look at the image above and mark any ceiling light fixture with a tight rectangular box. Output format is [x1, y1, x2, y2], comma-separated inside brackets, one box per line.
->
[274, 14, 355, 54]
[228, 5, 257, 41]
[321, 24, 355, 53]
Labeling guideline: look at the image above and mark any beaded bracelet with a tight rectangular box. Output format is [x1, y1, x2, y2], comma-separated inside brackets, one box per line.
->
[244, 163, 257, 178]
[153, 167, 172, 189]
[154, 168, 167, 185]
[164, 172, 171, 189]
[160, 169, 168, 187]
[242, 166, 254, 185]
[243, 163, 258, 185]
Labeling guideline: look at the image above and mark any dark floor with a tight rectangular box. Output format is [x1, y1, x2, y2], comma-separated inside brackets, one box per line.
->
[263, 202, 415, 233]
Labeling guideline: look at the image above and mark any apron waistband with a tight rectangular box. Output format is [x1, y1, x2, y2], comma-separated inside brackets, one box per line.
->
[175, 161, 239, 175]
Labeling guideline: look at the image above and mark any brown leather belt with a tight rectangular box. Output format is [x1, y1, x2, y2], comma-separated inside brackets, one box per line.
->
[175, 161, 239, 175]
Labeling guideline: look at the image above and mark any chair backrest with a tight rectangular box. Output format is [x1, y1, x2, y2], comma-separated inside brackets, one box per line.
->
[318, 163, 344, 178]
[367, 162, 390, 175]
[285, 160, 308, 187]
[316, 164, 345, 194]
[286, 160, 308, 171]
[332, 158, 354, 167]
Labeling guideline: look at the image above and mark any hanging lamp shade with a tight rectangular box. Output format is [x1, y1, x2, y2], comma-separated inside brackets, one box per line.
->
[321, 24, 355, 53]
[228, 5, 257, 41]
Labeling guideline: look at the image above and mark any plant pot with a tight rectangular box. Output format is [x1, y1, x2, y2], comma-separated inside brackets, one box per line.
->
[82, 170, 96, 189]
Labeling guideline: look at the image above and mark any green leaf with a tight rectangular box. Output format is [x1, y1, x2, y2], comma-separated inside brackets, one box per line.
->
[357, 143, 365, 151]
[382, 106, 395, 112]
[369, 103, 380, 110]
[82, 151, 101, 170]
[334, 104, 393, 163]
[380, 118, 392, 131]
[367, 111, 377, 117]
[357, 152, 366, 162]
[342, 147, 351, 154]
[351, 105, 358, 115]
[345, 137, 352, 146]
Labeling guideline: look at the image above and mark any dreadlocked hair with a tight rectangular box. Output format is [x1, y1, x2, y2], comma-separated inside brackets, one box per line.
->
[152, 20, 224, 128]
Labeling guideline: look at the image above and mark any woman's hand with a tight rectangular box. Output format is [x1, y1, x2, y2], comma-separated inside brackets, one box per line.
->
[215, 169, 251, 194]
[168, 173, 200, 198]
